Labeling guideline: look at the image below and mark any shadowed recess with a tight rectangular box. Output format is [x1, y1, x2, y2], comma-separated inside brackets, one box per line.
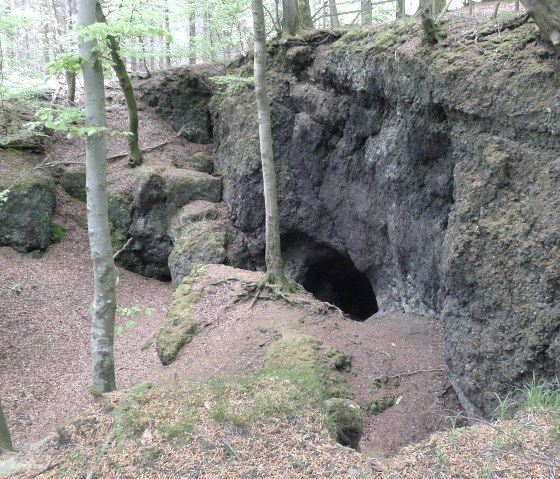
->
[302, 254, 378, 321]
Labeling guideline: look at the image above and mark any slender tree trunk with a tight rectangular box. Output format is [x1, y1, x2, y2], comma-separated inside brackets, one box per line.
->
[165, 1, 171, 68]
[283, 0, 313, 35]
[66, 0, 76, 103]
[396, 0, 406, 18]
[189, 3, 196, 65]
[251, 0, 288, 287]
[95, 1, 143, 167]
[78, 0, 117, 394]
[361, 0, 372, 26]
[0, 398, 13, 451]
[328, 0, 340, 27]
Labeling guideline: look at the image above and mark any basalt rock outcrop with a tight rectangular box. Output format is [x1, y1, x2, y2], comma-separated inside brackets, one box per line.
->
[206, 23, 559, 416]
[109, 167, 245, 283]
[0, 151, 56, 253]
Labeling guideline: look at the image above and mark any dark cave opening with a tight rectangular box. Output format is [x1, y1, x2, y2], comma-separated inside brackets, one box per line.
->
[302, 254, 378, 321]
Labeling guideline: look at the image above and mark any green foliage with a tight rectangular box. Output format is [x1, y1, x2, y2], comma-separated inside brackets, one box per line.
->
[115, 305, 153, 335]
[26, 106, 106, 139]
[0, 190, 9, 203]
[367, 396, 395, 415]
[493, 392, 515, 419]
[522, 376, 560, 410]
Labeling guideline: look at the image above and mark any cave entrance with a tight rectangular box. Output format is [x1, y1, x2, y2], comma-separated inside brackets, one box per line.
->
[301, 253, 378, 321]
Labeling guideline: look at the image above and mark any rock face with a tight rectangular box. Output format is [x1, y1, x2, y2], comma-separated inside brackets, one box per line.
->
[206, 25, 560, 416]
[0, 151, 56, 253]
[168, 203, 246, 287]
[109, 167, 245, 284]
[138, 66, 214, 144]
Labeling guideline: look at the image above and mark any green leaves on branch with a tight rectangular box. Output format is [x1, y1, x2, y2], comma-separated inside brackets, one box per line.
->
[26, 106, 133, 140]
[75, 22, 172, 47]
[26, 107, 106, 139]
[115, 305, 154, 335]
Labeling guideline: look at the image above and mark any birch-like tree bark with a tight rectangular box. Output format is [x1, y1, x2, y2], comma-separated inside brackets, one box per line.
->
[361, 0, 372, 26]
[251, 0, 289, 287]
[95, 0, 143, 167]
[0, 398, 13, 451]
[329, 0, 340, 27]
[78, 0, 117, 393]
[282, 0, 313, 36]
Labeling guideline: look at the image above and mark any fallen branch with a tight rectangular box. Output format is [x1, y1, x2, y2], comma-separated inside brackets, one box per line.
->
[113, 237, 133, 260]
[467, 14, 530, 40]
[106, 124, 189, 162]
[34, 161, 85, 169]
[85, 433, 114, 479]
[373, 368, 444, 382]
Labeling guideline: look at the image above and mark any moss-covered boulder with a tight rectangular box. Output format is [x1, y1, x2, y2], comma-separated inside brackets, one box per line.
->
[155, 266, 204, 365]
[168, 201, 219, 240]
[60, 170, 86, 202]
[138, 66, 213, 144]
[168, 221, 245, 288]
[324, 398, 363, 451]
[0, 151, 56, 253]
[173, 152, 214, 174]
[165, 171, 221, 217]
[263, 333, 352, 400]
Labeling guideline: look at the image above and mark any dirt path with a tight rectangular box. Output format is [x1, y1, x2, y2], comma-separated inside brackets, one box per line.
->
[0, 83, 461, 458]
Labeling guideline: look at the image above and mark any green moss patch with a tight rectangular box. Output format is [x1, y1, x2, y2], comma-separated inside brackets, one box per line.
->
[263, 333, 352, 401]
[50, 222, 65, 243]
[154, 266, 205, 365]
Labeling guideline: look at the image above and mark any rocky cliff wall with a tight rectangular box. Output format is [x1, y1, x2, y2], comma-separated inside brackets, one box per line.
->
[209, 21, 560, 416]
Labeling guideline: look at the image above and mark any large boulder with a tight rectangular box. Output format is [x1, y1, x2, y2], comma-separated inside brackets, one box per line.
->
[0, 151, 56, 253]
[168, 210, 246, 288]
[138, 66, 214, 144]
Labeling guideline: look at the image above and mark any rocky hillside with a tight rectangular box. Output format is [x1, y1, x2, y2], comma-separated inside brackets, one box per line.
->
[141, 15, 560, 417]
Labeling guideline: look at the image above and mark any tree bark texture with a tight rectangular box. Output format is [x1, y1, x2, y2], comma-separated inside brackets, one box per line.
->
[282, 0, 313, 35]
[361, 0, 372, 26]
[0, 398, 13, 451]
[96, 1, 143, 167]
[520, 0, 560, 45]
[329, 0, 340, 27]
[78, 0, 117, 393]
[251, 0, 288, 286]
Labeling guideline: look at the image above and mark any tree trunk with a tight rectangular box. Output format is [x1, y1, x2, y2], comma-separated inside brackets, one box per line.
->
[282, 0, 313, 36]
[251, 0, 288, 287]
[0, 398, 13, 451]
[328, 0, 340, 27]
[396, 0, 406, 18]
[78, 0, 117, 394]
[165, 1, 171, 68]
[361, 0, 372, 26]
[189, 3, 196, 65]
[520, 0, 560, 46]
[96, 0, 143, 167]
